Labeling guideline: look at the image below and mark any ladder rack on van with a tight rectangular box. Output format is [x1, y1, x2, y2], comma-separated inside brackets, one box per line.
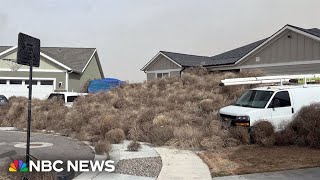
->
[220, 74, 320, 86]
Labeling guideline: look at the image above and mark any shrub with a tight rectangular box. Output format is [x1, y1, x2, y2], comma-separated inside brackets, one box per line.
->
[198, 99, 215, 113]
[149, 125, 174, 146]
[283, 103, 320, 149]
[105, 128, 126, 144]
[200, 135, 224, 150]
[95, 140, 112, 155]
[251, 120, 275, 145]
[172, 125, 203, 149]
[152, 115, 172, 126]
[228, 127, 250, 144]
[81, 79, 91, 93]
[127, 141, 141, 151]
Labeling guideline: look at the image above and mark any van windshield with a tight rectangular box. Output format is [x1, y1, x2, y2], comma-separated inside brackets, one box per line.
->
[235, 90, 274, 108]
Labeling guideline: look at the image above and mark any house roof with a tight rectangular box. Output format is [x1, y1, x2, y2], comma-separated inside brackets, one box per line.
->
[205, 38, 268, 66]
[288, 25, 320, 38]
[143, 24, 320, 70]
[40, 47, 96, 73]
[0, 46, 12, 53]
[0, 46, 96, 73]
[160, 51, 210, 67]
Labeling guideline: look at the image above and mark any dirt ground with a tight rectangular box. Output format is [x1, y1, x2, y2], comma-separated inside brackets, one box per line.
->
[198, 145, 320, 177]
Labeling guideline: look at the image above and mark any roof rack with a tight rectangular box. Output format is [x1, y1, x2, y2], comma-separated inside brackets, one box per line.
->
[220, 74, 320, 86]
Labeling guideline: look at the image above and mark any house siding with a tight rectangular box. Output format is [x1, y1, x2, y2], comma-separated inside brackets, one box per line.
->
[239, 30, 320, 67]
[145, 54, 180, 71]
[79, 54, 103, 91]
[242, 63, 320, 75]
[147, 73, 156, 81]
[0, 71, 66, 90]
[0, 51, 65, 71]
[170, 71, 181, 77]
[69, 73, 81, 92]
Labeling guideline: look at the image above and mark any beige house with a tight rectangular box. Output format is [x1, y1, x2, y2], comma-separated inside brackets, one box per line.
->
[141, 24, 320, 81]
[0, 46, 104, 99]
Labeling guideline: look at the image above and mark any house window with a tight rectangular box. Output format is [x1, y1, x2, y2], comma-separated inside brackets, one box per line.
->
[0, 80, 6, 84]
[10, 80, 22, 84]
[156, 72, 170, 79]
[25, 80, 37, 85]
[40, 80, 54, 85]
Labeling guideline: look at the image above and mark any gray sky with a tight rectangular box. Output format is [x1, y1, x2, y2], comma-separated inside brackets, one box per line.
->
[1, 0, 319, 82]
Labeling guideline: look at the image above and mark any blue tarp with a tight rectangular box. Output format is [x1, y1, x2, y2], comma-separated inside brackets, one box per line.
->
[88, 78, 124, 93]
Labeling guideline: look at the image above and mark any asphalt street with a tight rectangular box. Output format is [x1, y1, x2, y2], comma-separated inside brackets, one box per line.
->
[0, 130, 94, 161]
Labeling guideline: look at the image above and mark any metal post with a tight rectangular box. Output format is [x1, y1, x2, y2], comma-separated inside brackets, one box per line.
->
[26, 59, 33, 165]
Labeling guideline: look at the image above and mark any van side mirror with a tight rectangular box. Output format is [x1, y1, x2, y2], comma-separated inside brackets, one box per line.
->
[273, 99, 281, 108]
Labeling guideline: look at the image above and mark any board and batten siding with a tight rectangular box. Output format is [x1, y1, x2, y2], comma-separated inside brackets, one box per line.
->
[145, 54, 180, 71]
[78, 54, 103, 92]
[147, 73, 156, 81]
[239, 30, 320, 67]
[242, 63, 320, 75]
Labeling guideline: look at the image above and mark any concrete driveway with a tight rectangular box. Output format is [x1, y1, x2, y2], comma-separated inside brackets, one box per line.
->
[213, 167, 320, 180]
[0, 129, 94, 161]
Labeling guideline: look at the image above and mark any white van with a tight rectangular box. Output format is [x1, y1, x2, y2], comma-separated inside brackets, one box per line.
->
[48, 92, 88, 107]
[219, 85, 320, 130]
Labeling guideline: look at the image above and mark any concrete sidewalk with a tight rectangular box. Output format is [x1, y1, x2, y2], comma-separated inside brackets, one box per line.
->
[213, 167, 320, 180]
[155, 147, 212, 180]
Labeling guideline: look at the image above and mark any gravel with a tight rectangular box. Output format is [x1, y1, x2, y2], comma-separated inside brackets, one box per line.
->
[115, 157, 162, 177]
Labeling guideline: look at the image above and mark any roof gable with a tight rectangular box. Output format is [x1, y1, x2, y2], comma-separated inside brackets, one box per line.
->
[0, 46, 97, 73]
[41, 47, 96, 73]
[235, 24, 320, 66]
[160, 51, 209, 66]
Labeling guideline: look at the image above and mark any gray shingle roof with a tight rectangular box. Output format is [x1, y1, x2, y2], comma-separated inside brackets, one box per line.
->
[160, 51, 210, 67]
[157, 25, 320, 68]
[159, 38, 267, 67]
[288, 25, 320, 38]
[204, 38, 268, 66]
[0, 46, 12, 53]
[41, 47, 96, 73]
[0, 46, 96, 73]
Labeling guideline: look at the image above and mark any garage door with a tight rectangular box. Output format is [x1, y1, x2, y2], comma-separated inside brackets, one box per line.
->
[0, 79, 54, 99]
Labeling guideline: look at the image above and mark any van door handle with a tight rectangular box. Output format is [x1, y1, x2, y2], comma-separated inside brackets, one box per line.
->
[292, 108, 294, 114]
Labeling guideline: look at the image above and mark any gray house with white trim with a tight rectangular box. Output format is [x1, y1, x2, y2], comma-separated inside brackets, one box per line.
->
[141, 24, 320, 81]
[0, 46, 104, 99]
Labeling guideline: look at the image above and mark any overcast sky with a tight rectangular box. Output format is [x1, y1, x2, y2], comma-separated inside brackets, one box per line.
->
[1, 0, 319, 82]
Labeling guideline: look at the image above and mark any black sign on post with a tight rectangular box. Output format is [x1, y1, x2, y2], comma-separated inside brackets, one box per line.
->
[17, 33, 40, 67]
[17, 33, 40, 179]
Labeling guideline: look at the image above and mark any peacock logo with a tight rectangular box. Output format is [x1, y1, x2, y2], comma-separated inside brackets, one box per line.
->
[9, 160, 29, 172]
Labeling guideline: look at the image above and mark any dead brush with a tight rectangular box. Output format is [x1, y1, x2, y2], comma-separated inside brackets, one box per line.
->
[94, 140, 112, 155]
[251, 120, 275, 146]
[228, 127, 250, 144]
[172, 125, 203, 149]
[105, 128, 126, 144]
[127, 141, 141, 151]
[284, 103, 320, 149]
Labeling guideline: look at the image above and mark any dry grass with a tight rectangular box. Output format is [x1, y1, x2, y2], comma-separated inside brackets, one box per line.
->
[127, 141, 141, 151]
[0, 69, 264, 150]
[281, 103, 320, 149]
[94, 140, 112, 155]
[251, 120, 275, 146]
[105, 128, 126, 144]
[199, 145, 320, 177]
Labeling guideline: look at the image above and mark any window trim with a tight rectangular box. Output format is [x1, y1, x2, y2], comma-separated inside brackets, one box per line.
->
[156, 72, 171, 79]
[267, 91, 291, 108]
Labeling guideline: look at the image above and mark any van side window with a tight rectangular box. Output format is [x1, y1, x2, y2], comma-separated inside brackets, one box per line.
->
[269, 91, 291, 108]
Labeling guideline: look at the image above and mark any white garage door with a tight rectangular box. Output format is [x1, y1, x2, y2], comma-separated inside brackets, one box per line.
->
[0, 79, 55, 99]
